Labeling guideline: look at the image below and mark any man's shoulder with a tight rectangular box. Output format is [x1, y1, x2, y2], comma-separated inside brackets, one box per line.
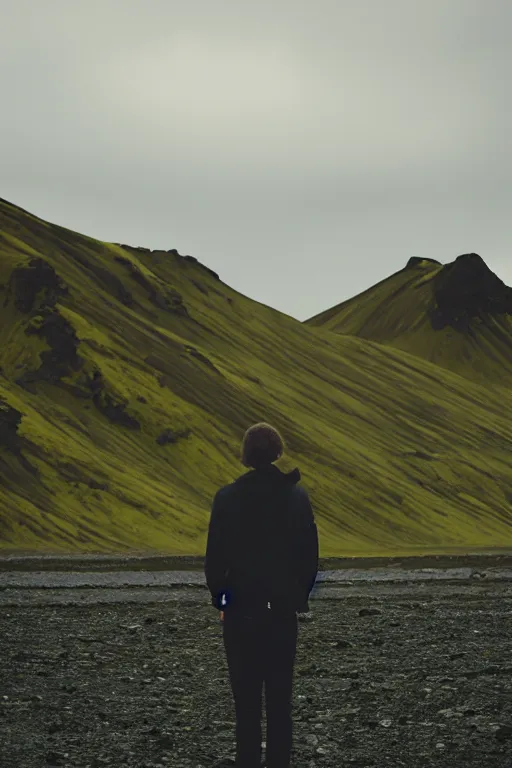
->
[213, 481, 239, 504]
[215, 469, 254, 498]
[213, 473, 310, 511]
[217, 478, 307, 495]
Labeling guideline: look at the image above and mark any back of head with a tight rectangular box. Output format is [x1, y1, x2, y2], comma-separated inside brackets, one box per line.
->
[240, 422, 285, 469]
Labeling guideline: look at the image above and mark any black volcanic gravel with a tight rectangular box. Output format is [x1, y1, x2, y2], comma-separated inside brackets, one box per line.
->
[1, 581, 512, 768]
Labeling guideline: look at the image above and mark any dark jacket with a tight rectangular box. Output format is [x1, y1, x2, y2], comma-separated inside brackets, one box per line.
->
[204, 463, 319, 616]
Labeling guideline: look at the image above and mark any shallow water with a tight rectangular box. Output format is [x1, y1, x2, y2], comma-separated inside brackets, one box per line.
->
[1, 565, 511, 591]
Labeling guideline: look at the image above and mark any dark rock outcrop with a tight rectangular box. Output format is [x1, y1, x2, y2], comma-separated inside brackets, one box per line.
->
[30, 310, 82, 374]
[57, 367, 141, 429]
[183, 254, 219, 280]
[0, 399, 22, 452]
[17, 309, 84, 389]
[430, 253, 512, 332]
[4, 257, 68, 312]
[156, 428, 191, 445]
[84, 370, 141, 429]
[3, 259, 84, 389]
[115, 243, 151, 254]
[93, 389, 141, 430]
[114, 242, 220, 280]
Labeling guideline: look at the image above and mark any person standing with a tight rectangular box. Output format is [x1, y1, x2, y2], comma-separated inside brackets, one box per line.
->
[205, 422, 319, 768]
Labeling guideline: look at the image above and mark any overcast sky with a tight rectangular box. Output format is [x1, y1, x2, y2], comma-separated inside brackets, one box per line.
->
[2, 1, 511, 321]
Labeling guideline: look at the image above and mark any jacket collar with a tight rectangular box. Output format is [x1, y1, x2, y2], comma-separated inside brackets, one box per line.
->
[236, 464, 301, 485]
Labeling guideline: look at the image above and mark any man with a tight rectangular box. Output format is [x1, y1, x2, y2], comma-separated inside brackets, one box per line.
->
[205, 422, 319, 768]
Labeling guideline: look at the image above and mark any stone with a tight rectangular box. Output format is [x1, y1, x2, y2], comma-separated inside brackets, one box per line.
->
[495, 725, 512, 742]
[45, 751, 66, 766]
[332, 639, 352, 648]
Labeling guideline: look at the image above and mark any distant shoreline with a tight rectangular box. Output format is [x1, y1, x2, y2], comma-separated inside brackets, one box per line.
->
[1, 550, 512, 572]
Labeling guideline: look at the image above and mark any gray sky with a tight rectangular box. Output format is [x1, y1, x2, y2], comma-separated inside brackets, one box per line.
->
[2, 0, 511, 321]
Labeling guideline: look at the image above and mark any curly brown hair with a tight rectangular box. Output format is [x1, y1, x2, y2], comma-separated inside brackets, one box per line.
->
[241, 422, 285, 468]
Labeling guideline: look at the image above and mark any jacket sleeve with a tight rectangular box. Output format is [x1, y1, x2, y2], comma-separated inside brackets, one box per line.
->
[204, 489, 229, 610]
[296, 488, 319, 613]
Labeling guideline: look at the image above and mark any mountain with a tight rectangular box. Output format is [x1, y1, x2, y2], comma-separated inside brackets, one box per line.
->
[305, 255, 512, 385]
[1, 198, 512, 556]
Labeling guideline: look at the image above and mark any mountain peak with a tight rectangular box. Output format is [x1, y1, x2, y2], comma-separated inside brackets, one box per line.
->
[453, 251, 490, 272]
[430, 253, 512, 331]
[405, 256, 442, 269]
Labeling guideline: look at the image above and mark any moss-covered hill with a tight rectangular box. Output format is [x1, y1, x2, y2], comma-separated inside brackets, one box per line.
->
[1, 198, 511, 556]
[305, 255, 512, 386]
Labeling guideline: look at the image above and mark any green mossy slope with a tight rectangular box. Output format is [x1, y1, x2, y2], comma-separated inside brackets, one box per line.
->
[1, 199, 512, 556]
[305, 256, 512, 386]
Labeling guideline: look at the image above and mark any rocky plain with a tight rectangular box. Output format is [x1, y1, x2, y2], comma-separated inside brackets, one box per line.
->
[1, 556, 511, 768]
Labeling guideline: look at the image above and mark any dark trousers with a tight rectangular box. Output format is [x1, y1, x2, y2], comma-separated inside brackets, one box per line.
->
[222, 609, 298, 768]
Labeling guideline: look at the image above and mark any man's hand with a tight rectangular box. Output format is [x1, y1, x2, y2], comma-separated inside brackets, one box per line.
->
[220, 611, 225, 622]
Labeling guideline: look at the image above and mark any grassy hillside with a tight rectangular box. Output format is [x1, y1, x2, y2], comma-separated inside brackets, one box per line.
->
[305, 255, 512, 386]
[1, 199, 512, 556]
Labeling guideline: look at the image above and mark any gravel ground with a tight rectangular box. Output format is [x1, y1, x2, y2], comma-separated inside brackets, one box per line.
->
[1, 579, 512, 768]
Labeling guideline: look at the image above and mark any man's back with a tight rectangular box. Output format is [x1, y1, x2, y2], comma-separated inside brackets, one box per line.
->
[205, 463, 319, 616]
